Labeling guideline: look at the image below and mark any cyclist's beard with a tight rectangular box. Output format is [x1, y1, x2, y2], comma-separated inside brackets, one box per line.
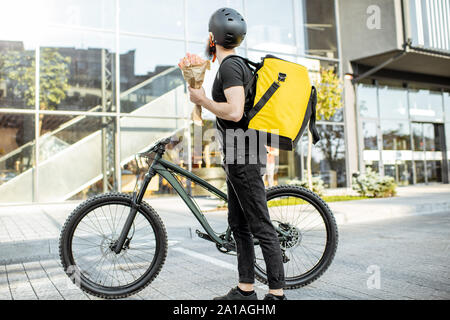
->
[205, 39, 216, 61]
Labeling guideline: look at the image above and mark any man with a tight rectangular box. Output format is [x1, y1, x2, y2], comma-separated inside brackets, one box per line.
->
[264, 146, 279, 187]
[187, 7, 286, 301]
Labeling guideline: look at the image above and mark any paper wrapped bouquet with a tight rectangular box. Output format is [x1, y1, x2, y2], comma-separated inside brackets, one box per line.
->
[178, 53, 210, 126]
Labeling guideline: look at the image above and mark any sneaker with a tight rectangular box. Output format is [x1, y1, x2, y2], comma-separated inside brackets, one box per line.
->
[263, 293, 287, 300]
[213, 287, 258, 300]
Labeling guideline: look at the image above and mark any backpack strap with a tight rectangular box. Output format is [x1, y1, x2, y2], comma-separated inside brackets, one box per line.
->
[246, 80, 280, 120]
[309, 86, 320, 145]
[293, 85, 320, 146]
[219, 55, 260, 96]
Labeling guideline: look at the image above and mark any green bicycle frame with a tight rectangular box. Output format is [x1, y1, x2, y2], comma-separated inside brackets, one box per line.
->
[113, 149, 231, 254]
[153, 158, 229, 244]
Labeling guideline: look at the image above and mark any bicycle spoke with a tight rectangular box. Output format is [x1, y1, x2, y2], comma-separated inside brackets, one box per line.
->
[255, 190, 334, 283]
[70, 203, 158, 289]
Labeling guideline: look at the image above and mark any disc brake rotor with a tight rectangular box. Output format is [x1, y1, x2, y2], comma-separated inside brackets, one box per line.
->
[279, 224, 302, 250]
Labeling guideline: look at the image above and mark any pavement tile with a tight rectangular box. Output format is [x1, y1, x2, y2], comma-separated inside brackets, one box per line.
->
[0, 193, 449, 300]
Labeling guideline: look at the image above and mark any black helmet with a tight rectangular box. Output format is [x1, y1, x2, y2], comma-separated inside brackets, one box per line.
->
[208, 8, 247, 49]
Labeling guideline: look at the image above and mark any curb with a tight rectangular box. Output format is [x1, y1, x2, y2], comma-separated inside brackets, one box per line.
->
[330, 199, 450, 225]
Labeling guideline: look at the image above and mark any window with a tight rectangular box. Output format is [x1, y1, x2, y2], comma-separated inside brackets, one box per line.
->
[120, 0, 184, 38]
[444, 92, 450, 121]
[42, 0, 115, 30]
[378, 86, 408, 119]
[245, 0, 296, 53]
[0, 113, 35, 202]
[119, 36, 185, 113]
[0, 41, 35, 110]
[409, 89, 444, 122]
[362, 121, 378, 150]
[301, 0, 338, 58]
[358, 84, 378, 118]
[381, 120, 411, 150]
[302, 124, 347, 187]
[39, 28, 116, 112]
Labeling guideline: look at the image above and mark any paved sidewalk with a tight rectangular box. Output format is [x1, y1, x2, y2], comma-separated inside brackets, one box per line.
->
[328, 184, 450, 224]
[0, 184, 449, 264]
[0, 212, 449, 300]
[0, 184, 449, 299]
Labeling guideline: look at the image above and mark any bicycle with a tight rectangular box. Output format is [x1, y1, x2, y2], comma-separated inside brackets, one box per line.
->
[59, 136, 338, 299]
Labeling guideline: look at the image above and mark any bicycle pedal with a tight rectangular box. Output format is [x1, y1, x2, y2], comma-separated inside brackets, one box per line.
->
[195, 230, 214, 242]
[223, 242, 236, 252]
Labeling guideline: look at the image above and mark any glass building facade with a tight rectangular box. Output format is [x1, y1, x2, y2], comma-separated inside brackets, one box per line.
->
[357, 83, 449, 185]
[0, 0, 343, 204]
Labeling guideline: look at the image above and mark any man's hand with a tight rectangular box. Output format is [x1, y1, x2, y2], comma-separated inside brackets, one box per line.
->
[188, 86, 206, 105]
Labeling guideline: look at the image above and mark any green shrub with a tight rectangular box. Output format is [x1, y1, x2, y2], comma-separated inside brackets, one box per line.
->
[352, 168, 397, 198]
[286, 177, 325, 196]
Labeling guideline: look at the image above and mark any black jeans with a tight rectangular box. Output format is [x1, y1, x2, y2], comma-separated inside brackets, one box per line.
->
[224, 162, 285, 290]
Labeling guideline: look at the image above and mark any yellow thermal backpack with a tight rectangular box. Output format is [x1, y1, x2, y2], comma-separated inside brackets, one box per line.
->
[239, 54, 320, 151]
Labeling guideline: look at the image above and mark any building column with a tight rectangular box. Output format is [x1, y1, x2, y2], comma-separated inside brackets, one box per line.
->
[343, 76, 360, 186]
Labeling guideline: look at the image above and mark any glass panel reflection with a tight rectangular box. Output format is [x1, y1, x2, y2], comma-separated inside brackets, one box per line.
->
[415, 161, 425, 183]
[378, 86, 408, 119]
[0, 113, 35, 177]
[37, 115, 108, 202]
[38, 114, 103, 162]
[301, 0, 338, 58]
[446, 123, 450, 173]
[119, 36, 184, 89]
[0, 113, 35, 202]
[39, 28, 116, 112]
[362, 121, 378, 150]
[423, 123, 438, 151]
[245, 0, 296, 53]
[381, 120, 411, 150]
[0, 41, 35, 109]
[412, 122, 423, 151]
[358, 84, 378, 118]
[120, 124, 192, 198]
[384, 161, 413, 186]
[427, 161, 442, 183]
[444, 93, 450, 120]
[365, 160, 379, 173]
[42, 0, 115, 30]
[409, 89, 444, 122]
[120, 0, 184, 38]
[302, 124, 347, 187]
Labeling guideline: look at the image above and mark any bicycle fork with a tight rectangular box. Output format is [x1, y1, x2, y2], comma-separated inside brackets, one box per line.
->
[112, 167, 156, 254]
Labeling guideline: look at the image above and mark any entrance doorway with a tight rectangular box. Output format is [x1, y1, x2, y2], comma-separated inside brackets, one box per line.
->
[411, 123, 447, 184]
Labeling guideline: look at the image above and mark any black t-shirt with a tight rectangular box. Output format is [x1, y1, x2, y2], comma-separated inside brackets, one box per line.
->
[211, 55, 254, 157]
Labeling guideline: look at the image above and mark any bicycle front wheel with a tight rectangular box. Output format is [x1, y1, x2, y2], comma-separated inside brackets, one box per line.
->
[59, 193, 167, 299]
[254, 185, 338, 289]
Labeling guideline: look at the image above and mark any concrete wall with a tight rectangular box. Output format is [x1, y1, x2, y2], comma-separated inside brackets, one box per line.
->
[337, 0, 406, 180]
[338, 0, 404, 74]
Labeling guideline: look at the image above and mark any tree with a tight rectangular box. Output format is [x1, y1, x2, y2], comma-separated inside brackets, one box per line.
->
[307, 68, 343, 189]
[0, 48, 71, 136]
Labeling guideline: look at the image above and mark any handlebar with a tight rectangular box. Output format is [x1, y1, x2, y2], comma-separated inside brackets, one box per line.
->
[137, 137, 172, 158]
[136, 125, 189, 158]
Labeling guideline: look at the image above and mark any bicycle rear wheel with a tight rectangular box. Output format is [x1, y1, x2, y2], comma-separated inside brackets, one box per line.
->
[59, 193, 167, 299]
[254, 185, 338, 289]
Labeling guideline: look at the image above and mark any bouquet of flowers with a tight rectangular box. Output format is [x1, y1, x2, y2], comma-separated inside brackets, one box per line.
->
[178, 53, 210, 126]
